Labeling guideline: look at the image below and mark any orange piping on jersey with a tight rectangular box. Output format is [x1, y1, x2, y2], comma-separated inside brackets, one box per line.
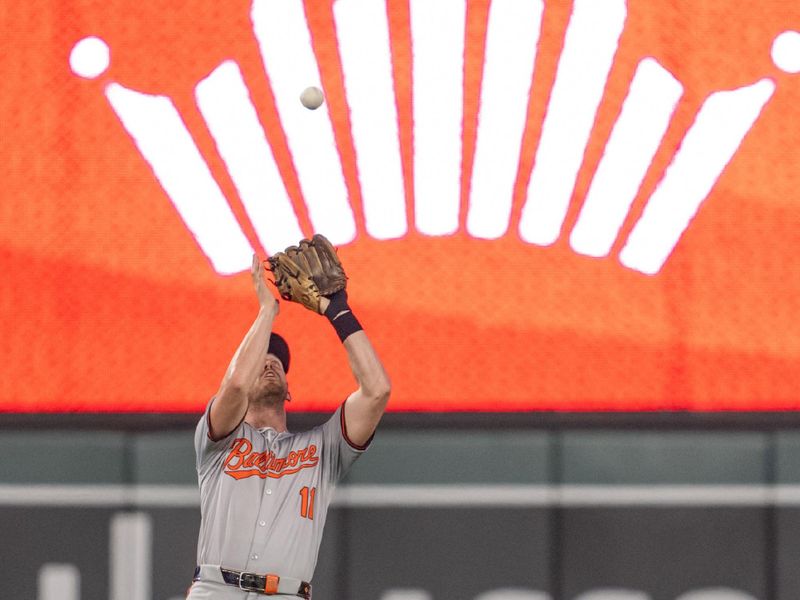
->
[205, 398, 246, 442]
[340, 402, 373, 451]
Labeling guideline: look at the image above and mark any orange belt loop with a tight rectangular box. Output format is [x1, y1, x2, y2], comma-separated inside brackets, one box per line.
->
[264, 574, 280, 595]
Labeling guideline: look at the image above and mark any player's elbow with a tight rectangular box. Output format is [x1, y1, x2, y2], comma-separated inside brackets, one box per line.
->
[367, 374, 392, 407]
[375, 384, 391, 407]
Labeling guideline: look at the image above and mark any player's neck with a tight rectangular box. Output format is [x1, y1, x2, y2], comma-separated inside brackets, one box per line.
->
[245, 402, 288, 432]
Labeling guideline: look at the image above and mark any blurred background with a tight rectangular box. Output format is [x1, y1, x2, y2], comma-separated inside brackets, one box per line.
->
[2, 0, 800, 598]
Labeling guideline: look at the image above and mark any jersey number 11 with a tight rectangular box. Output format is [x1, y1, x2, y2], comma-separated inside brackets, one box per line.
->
[299, 486, 316, 520]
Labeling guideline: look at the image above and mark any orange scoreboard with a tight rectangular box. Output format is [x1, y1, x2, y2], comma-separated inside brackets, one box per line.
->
[2, 0, 799, 412]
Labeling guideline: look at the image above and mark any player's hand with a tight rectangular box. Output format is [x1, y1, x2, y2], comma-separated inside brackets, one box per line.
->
[251, 254, 279, 316]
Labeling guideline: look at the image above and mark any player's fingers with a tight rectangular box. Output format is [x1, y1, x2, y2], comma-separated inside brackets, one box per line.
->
[255, 253, 270, 277]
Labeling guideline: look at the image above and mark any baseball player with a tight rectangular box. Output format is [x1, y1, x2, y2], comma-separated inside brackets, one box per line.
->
[188, 236, 391, 599]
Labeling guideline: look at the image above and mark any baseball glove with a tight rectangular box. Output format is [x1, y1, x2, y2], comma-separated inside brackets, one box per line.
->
[267, 234, 347, 314]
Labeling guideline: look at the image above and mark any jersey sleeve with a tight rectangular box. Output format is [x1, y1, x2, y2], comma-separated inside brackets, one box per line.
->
[194, 398, 243, 473]
[319, 401, 373, 484]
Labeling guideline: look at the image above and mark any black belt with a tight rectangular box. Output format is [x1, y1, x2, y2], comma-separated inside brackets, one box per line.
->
[193, 566, 312, 598]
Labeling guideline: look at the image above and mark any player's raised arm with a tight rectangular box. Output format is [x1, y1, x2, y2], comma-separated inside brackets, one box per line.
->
[209, 255, 279, 441]
[267, 235, 391, 445]
[323, 294, 391, 446]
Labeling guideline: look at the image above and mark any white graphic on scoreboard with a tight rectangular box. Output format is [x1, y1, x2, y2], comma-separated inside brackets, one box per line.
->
[69, 1, 800, 276]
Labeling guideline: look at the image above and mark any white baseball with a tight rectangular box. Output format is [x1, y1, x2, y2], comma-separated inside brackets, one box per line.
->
[300, 86, 324, 110]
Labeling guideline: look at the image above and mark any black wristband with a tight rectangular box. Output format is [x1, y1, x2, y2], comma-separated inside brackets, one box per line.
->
[323, 289, 350, 319]
[324, 290, 363, 342]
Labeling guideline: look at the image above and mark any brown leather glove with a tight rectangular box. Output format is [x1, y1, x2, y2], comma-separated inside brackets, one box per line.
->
[267, 234, 347, 314]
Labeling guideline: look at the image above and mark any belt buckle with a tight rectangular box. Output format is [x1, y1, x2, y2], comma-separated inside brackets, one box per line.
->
[237, 572, 260, 593]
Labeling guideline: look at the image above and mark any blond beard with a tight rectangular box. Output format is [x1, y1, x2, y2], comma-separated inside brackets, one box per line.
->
[250, 379, 288, 407]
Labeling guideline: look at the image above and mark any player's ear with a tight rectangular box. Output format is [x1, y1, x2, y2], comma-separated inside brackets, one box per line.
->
[285, 389, 292, 403]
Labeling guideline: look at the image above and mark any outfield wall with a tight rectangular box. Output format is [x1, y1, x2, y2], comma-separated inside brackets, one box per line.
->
[2, 422, 800, 600]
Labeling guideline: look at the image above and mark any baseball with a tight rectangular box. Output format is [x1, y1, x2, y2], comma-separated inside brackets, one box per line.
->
[300, 86, 325, 110]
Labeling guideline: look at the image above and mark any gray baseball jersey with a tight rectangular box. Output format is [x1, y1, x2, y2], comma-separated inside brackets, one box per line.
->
[188, 399, 369, 598]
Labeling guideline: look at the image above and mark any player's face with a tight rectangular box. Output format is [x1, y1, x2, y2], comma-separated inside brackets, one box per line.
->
[251, 354, 288, 403]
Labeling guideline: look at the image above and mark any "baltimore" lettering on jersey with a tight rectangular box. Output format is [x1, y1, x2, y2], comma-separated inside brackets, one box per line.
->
[223, 438, 320, 480]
